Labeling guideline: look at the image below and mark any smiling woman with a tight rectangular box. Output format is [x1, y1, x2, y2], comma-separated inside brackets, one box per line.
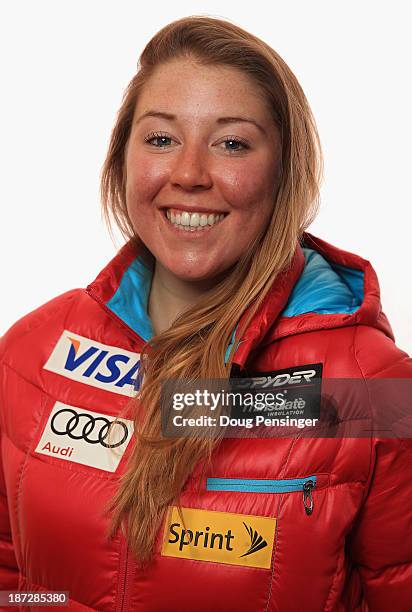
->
[0, 14, 411, 612]
[123, 58, 282, 331]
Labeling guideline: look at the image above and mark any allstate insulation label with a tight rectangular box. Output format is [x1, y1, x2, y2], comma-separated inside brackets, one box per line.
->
[44, 330, 142, 396]
[162, 506, 276, 569]
[234, 362, 323, 419]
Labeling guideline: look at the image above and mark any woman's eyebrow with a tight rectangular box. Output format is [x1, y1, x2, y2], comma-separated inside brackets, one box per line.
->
[134, 110, 265, 134]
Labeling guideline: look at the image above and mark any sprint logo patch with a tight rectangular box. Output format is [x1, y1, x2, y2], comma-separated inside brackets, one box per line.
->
[162, 506, 276, 569]
[44, 330, 141, 396]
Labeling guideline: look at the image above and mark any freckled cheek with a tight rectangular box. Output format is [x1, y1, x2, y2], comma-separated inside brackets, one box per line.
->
[126, 157, 167, 205]
[216, 165, 276, 211]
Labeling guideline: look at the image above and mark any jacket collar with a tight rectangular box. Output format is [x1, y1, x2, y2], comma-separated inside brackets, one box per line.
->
[86, 232, 393, 369]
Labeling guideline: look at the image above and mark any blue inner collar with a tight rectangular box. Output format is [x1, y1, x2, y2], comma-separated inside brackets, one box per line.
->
[106, 256, 154, 342]
[281, 248, 364, 317]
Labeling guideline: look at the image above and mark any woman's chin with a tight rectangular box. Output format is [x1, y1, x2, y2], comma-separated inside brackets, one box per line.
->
[164, 261, 227, 285]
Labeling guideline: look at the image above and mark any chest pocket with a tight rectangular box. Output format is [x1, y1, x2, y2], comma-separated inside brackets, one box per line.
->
[206, 474, 327, 515]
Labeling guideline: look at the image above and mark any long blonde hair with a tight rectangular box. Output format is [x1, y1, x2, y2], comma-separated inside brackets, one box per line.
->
[101, 15, 323, 565]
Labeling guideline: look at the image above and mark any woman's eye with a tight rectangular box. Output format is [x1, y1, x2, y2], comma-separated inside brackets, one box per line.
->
[219, 137, 250, 153]
[144, 132, 174, 147]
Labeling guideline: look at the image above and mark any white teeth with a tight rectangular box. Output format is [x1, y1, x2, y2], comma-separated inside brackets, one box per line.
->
[190, 213, 200, 227]
[181, 212, 190, 226]
[165, 209, 225, 230]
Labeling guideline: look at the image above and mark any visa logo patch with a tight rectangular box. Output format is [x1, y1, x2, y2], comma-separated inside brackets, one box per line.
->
[35, 401, 134, 472]
[44, 330, 141, 396]
[162, 506, 276, 569]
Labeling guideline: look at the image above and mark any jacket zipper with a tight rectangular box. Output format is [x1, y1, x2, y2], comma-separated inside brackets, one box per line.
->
[302, 479, 315, 515]
[206, 475, 317, 515]
[116, 533, 136, 612]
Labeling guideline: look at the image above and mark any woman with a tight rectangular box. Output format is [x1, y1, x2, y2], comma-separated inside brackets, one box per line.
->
[0, 15, 411, 612]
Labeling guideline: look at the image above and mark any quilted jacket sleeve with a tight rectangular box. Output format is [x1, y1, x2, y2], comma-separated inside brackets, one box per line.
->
[0, 426, 19, 589]
[349, 437, 412, 611]
[0, 331, 19, 589]
[348, 328, 412, 611]
[0, 294, 78, 592]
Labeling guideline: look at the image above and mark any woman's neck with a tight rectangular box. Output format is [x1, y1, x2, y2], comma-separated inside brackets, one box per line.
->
[147, 261, 217, 336]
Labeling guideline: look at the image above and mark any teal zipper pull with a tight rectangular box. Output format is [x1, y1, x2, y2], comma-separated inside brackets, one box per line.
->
[302, 480, 315, 515]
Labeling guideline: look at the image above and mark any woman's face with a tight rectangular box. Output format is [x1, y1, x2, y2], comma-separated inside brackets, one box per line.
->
[125, 58, 281, 282]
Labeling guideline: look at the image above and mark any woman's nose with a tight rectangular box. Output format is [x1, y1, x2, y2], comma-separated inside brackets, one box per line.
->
[168, 142, 213, 191]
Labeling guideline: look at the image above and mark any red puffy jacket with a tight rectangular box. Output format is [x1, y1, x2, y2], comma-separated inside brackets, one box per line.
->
[0, 232, 411, 611]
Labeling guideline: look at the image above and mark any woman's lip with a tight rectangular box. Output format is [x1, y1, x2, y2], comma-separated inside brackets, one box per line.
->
[160, 206, 228, 215]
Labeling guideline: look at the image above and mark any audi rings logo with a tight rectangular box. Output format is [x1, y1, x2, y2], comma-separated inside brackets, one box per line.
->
[36, 402, 134, 472]
[51, 408, 129, 448]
